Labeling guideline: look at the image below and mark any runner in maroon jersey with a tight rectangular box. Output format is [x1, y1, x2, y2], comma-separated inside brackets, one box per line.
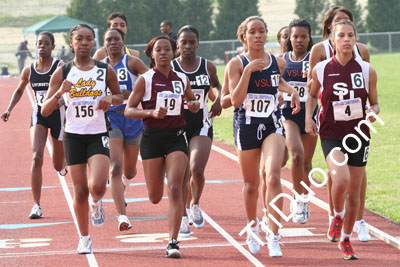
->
[125, 35, 199, 258]
[308, 6, 371, 242]
[306, 20, 380, 260]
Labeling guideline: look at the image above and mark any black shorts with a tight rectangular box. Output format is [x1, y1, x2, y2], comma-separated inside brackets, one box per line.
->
[63, 132, 110, 166]
[282, 107, 317, 135]
[184, 124, 213, 142]
[321, 138, 370, 167]
[140, 127, 188, 160]
[31, 106, 65, 140]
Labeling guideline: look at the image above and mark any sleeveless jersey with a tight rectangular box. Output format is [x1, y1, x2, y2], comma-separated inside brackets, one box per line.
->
[29, 58, 61, 107]
[104, 54, 138, 111]
[235, 54, 281, 125]
[315, 55, 370, 140]
[172, 57, 211, 130]
[62, 61, 109, 135]
[141, 67, 187, 129]
[281, 52, 310, 109]
[322, 39, 362, 60]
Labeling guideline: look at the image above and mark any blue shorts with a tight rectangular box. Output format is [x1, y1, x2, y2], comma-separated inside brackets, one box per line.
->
[107, 111, 144, 140]
[282, 107, 317, 134]
[234, 123, 285, 151]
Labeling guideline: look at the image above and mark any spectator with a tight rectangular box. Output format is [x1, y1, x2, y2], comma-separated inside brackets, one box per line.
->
[15, 40, 33, 74]
[160, 20, 177, 41]
[58, 46, 70, 62]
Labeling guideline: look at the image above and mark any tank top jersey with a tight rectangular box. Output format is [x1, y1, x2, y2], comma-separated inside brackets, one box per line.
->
[29, 58, 61, 107]
[315, 55, 370, 140]
[171, 57, 211, 130]
[321, 39, 362, 60]
[141, 67, 187, 129]
[235, 54, 281, 125]
[281, 52, 310, 109]
[104, 54, 138, 111]
[62, 61, 109, 135]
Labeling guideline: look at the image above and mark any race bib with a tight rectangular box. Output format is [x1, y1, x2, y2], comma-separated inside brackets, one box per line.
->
[283, 81, 308, 102]
[184, 89, 204, 109]
[244, 93, 275, 118]
[35, 91, 47, 106]
[332, 97, 363, 121]
[117, 68, 128, 82]
[156, 91, 182, 116]
[71, 101, 99, 122]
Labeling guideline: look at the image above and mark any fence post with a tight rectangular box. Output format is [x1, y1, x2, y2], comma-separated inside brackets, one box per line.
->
[389, 33, 392, 53]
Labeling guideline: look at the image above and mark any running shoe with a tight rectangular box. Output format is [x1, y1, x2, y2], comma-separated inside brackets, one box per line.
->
[166, 239, 181, 258]
[58, 167, 68, 176]
[292, 198, 305, 224]
[354, 219, 371, 242]
[77, 235, 92, 254]
[179, 216, 190, 238]
[89, 196, 105, 227]
[118, 215, 132, 231]
[186, 208, 193, 225]
[338, 237, 358, 260]
[327, 215, 344, 242]
[29, 204, 42, 219]
[190, 204, 205, 229]
[267, 234, 282, 257]
[246, 221, 261, 254]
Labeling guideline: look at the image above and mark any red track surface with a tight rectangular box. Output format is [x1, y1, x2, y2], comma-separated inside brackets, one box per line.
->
[1, 77, 399, 266]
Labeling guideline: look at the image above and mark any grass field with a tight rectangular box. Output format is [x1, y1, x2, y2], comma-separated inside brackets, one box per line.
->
[212, 52, 400, 223]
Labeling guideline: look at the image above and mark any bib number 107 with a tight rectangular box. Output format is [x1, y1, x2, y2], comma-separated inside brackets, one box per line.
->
[250, 99, 270, 113]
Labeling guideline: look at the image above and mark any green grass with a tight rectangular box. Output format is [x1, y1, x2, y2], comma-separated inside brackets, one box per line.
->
[213, 53, 400, 223]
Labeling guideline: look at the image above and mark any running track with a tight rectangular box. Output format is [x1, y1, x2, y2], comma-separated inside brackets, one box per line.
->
[1, 77, 399, 266]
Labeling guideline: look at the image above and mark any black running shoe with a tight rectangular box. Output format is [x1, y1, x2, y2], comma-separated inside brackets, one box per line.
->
[166, 239, 181, 258]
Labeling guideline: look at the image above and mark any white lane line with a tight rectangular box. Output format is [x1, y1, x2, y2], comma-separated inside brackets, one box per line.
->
[26, 88, 98, 266]
[211, 143, 400, 251]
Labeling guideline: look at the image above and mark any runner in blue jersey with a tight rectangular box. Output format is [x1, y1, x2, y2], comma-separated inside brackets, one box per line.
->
[103, 28, 148, 232]
[228, 16, 300, 257]
[280, 19, 317, 224]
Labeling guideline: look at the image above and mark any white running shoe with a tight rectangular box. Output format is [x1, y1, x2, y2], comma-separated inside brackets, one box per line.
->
[303, 201, 310, 223]
[179, 216, 190, 238]
[89, 196, 105, 227]
[246, 220, 261, 254]
[118, 215, 132, 231]
[77, 235, 92, 254]
[29, 204, 42, 219]
[354, 219, 371, 242]
[190, 204, 205, 229]
[261, 215, 269, 233]
[268, 234, 282, 257]
[292, 198, 306, 224]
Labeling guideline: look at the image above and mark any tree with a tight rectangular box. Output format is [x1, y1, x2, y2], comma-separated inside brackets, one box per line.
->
[294, 0, 329, 35]
[333, 0, 365, 33]
[213, 0, 260, 40]
[366, 0, 400, 32]
[181, 0, 214, 40]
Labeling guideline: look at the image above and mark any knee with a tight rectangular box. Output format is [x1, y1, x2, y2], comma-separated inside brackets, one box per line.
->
[168, 182, 182, 201]
[124, 168, 137, 180]
[243, 180, 259, 195]
[291, 150, 304, 166]
[32, 152, 44, 168]
[90, 183, 106, 197]
[191, 165, 205, 180]
[74, 186, 89, 203]
[346, 193, 360, 208]
[267, 173, 281, 188]
[110, 161, 123, 178]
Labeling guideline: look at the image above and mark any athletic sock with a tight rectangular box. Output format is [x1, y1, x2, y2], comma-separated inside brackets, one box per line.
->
[334, 208, 345, 219]
[341, 232, 352, 241]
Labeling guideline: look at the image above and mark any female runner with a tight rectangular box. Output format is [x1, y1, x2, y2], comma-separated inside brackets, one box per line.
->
[1, 31, 66, 219]
[228, 16, 299, 257]
[306, 20, 379, 259]
[41, 24, 123, 254]
[308, 6, 371, 242]
[103, 28, 148, 231]
[280, 19, 316, 224]
[172, 25, 222, 237]
[125, 35, 199, 258]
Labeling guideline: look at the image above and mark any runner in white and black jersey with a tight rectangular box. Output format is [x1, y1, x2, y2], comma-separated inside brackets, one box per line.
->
[172, 25, 222, 237]
[1, 31, 66, 220]
[308, 6, 371, 242]
[41, 24, 123, 254]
